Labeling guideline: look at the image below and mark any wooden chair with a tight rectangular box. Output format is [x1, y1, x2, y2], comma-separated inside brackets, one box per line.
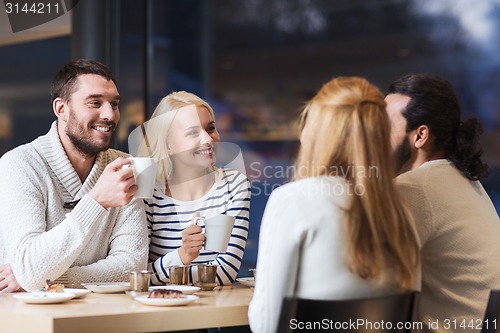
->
[482, 290, 500, 333]
[277, 292, 419, 333]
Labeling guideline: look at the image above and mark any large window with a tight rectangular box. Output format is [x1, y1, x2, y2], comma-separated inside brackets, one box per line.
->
[0, 37, 70, 155]
[1, 0, 499, 272]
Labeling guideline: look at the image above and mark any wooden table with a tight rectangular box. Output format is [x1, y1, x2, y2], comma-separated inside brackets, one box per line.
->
[0, 283, 253, 333]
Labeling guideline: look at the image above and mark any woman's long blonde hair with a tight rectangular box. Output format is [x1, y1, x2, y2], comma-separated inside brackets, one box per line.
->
[295, 76, 419, 290]
[137, 91, 216, 185]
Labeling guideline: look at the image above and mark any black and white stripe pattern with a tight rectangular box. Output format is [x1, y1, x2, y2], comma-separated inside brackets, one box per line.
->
[146, 168, 251, 285]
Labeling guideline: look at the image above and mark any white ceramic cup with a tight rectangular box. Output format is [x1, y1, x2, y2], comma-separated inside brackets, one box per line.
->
[124, 157, 157, 198]
[195, 215, 235, 253]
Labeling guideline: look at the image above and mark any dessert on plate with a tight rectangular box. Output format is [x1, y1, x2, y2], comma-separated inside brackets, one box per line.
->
[44, 280, 64, 292]
[148, 289, 183, 299]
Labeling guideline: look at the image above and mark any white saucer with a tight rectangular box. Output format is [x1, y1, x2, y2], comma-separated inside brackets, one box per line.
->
[149, 285, 201, 295]
[64, 288, 92, 298]
[81, 282, 130, 294]
[236, 277, 255, 288]
[134, 294, 198, 307]
[13, 292, 76, 304]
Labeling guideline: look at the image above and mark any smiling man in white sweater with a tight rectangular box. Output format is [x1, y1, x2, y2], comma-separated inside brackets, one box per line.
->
[0, 59, 148, 292]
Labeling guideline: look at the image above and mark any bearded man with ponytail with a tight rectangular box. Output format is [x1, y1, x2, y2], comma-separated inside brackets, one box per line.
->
[385, 73, 500, 333]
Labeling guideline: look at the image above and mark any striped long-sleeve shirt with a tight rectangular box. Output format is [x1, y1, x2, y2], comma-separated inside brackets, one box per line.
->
[145, 168, 251, 286]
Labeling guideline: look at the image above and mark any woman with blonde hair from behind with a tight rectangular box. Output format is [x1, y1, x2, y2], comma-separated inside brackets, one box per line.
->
[248, 77, 420, 333]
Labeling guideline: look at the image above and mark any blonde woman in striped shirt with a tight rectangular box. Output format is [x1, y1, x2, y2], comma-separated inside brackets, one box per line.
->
[139, 91, 251, 286]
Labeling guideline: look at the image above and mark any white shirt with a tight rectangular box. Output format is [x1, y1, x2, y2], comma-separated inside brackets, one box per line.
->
[249, 176, 408, 333]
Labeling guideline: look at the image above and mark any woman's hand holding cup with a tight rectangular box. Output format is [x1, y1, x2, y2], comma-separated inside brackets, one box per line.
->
[178, 212, 205, 265]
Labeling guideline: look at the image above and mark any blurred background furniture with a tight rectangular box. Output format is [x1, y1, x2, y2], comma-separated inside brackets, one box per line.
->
[482, 289, 500, 333]
[277, 292, 419, 333]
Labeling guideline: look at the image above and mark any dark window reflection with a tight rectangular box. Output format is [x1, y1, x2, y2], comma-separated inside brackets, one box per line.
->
[0, 0, 498, 271]
[0, 37, 70, 156]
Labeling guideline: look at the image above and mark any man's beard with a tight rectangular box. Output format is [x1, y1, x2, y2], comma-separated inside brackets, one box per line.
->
[66, 114, 115, 157]
[394, 137, 412, 174]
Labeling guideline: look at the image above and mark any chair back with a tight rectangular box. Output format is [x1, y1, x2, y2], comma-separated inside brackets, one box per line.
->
[277, 291, 419, 333]
[482, 290, 500, 333]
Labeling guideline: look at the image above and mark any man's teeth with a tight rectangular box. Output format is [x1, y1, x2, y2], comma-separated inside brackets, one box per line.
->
[93, 126, 111, 133]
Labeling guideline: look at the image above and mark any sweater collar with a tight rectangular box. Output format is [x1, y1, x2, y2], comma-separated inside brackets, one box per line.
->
[418, 159, 451, 169]
[34, 121, 107, 201]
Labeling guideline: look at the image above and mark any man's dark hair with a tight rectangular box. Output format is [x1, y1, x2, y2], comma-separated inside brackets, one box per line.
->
[387, 73, 489, 180]
[50, 59, 117, 103]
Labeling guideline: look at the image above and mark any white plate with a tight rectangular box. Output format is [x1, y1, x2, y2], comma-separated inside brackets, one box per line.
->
[134, 294, 199, 307]
[236, 277, 255, 288]
[81, 282, 130, 294]
[149, 285, 201, 295]
[64, 288, 92, 298]
[13, 292, 76, 304]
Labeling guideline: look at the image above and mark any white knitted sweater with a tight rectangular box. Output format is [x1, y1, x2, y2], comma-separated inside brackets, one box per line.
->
[0, 122, 148, 291]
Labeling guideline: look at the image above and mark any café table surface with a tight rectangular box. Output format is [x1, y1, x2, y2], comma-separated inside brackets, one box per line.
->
[0, 283, 254, 333]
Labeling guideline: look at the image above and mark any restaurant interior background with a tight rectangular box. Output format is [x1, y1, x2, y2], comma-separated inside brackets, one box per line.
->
[1, 0, 499, 275]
